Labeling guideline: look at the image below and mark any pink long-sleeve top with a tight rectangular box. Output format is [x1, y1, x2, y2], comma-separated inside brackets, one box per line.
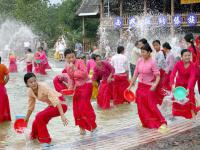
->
[92, 61, 115, 81]
[188, 45, 200, 67]
[87, 59, 96, 73]
[164, 51, 176, 73]
[134, 58, 160, 85]
[170, 60, 196, 90]
[64, 59, 89, 88]
[40, 51, 48, 63]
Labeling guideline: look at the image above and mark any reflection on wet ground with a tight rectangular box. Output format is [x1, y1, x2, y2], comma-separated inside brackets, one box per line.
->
[1, 60, 200, 150]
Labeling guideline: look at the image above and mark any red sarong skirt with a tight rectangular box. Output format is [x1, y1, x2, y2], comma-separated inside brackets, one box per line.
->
[136, 82, 167, 128]
[73, 82, 97, 131]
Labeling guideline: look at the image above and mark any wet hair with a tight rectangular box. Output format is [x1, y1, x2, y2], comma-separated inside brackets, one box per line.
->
[91, 54, 96, 60]
[139, 38, 148, 44]
[24, 73, 36, 85]
[27, 48, 32, 53]
[152, 40, 161, 45]
[135, 41, 139, 47]
[162, 42, 172, 50]
[184, 33, 196, 54]
[117, 46, 125, 54]
[181, 49, 190, 56]
[38, 47, 43, 50]
[141, 43, 153, 53]
[94, 55, 101, 61]
[64, 48, 75, 58]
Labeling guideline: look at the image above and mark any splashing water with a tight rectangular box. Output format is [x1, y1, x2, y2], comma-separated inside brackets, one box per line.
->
[0, 19, 38, 60]
[98, 12, 187, 59]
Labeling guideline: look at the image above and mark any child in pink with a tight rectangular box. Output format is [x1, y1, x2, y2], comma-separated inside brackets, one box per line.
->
[92, 55, 115, 109]
[63, 49, 97, 135]
[87, 54, 96, 76]
[39, 47, 51, 70]
[34, 49, 46, 75]
[162, 42, 176, 91]
[9, 53, 18, 73]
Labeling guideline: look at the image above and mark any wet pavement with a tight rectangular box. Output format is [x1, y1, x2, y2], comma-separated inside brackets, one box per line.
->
[0, 60, 200, 150]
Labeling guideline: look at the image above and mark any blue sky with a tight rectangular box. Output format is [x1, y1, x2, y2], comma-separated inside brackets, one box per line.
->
[49, 0, 62, 4]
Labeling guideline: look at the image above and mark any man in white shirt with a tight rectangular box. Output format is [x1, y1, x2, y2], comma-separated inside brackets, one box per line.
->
[111, 46, 129, 75]
[111, 46, 130, 105]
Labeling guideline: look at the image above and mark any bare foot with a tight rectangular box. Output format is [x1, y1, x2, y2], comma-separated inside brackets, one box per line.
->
[158, 124, 170, 133]
[80, 128, 86, 135]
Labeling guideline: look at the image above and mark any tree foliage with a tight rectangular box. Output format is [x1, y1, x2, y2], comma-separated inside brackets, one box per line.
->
[0, 0, 99, 47]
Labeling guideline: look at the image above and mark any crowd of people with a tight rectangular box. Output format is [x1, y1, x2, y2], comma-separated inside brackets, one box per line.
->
[1, 32, 200, 148]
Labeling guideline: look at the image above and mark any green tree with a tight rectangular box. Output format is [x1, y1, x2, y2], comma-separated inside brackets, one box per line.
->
[0, 0, 99, 48]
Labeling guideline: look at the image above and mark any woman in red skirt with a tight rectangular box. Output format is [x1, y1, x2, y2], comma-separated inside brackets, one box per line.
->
[162, 42, 176, 91]
[64, 49, 97, 135]
[25, 48, 34, 73]
[0, 57, 11, 123]
[24, 73, 68, 147]
[34, 49, 47, 75]
[170, 49, 197, 119]
[128, 43, 167, 130]
[9, 53, 18, 73]
[184, 33, 200, 94]
[92, 55, 115, 109]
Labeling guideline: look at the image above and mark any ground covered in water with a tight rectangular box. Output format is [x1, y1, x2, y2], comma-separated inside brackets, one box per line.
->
[1, 60, 200, 150]
[131, 126, 200, 150]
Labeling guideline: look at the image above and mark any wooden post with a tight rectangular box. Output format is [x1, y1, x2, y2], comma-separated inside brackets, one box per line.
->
[82, 17, 85, 52]
[170, 0, 175, 37]
[144, 0, 147, 15]
[163, 0, 166, 14]
[119, 0, 123, 39]
[143, 0, 147, 38]
[99, 0, 104, 54]
[100, 0, 104, 19]
[120, 0, 123, 17]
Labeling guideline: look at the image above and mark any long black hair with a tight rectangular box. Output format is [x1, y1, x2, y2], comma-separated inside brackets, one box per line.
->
[162, 42, 172, 50]
[141, 43, 153, 53]
[184, 33, 196, 54]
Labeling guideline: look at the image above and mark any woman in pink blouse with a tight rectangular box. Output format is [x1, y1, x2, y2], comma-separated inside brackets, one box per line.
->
[24, 73, 68, 147]
[87, 54, 96, 76]
[128, 43, 167, 130]
[170, 49, 198, 119]
[162, 42, 176, 91]
[92, 55, 115, 109]
[39, 47, 51, 70]
[63, 49, 97, 135]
